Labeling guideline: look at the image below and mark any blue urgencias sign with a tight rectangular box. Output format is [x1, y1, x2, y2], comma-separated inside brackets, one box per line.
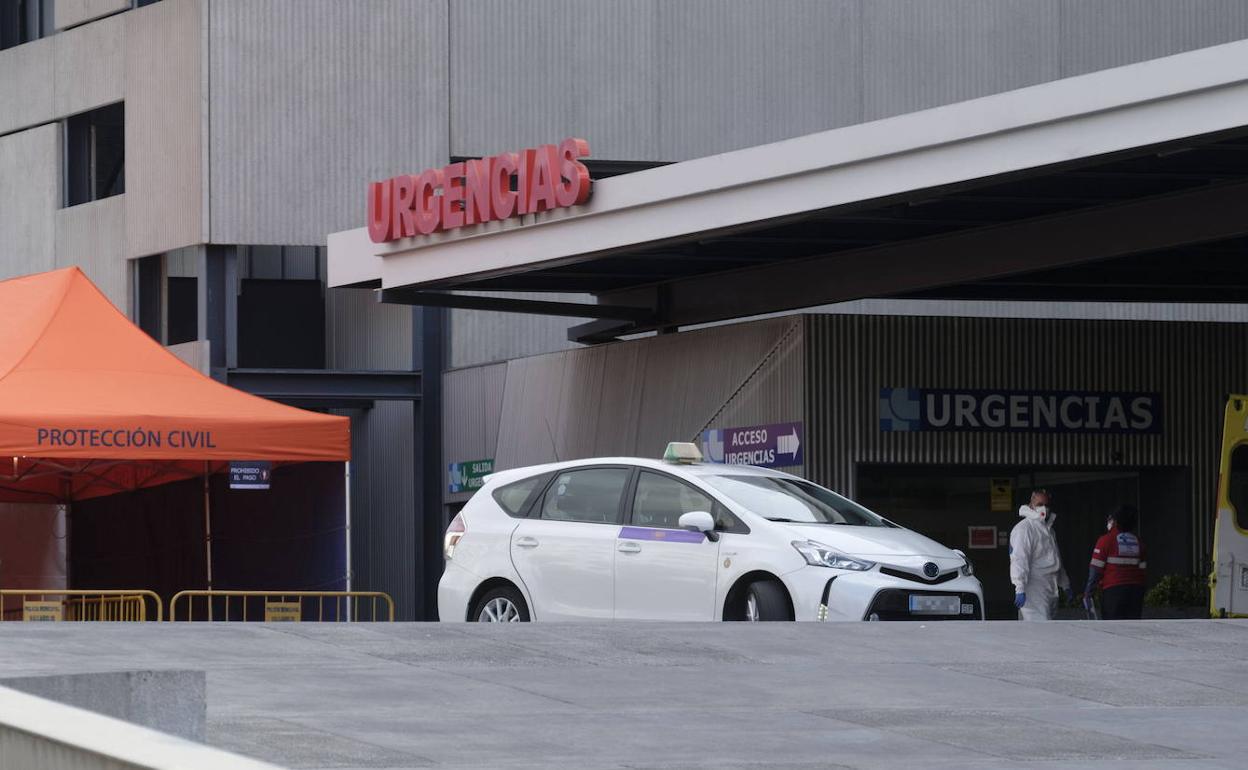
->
[879, 388, 1162, 434]
[701, 422, 803, 468]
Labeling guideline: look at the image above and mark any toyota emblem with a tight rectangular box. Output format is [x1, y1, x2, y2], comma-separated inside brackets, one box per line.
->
[923, 562, 939, 579]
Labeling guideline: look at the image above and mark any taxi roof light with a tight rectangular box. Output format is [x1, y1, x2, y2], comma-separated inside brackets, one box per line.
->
[663, 442, 703, 464]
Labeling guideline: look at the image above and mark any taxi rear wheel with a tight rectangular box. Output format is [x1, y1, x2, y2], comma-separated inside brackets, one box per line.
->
[470, 585, 530, 622]
[744, 580, 793, 621]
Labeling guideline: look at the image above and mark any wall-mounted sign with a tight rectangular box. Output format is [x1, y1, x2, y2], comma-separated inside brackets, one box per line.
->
[968, 526, 998, 550]
[264, 601, 301, 622]
[449, 459, 495, 493]
[229, 461, 272, 490]
[23, 601, 62, 621]
[368, 138, 592, 243]
[701, 422, 803, 468]
[990, 478, 1013, 512]
[880, 388, 1162, 434]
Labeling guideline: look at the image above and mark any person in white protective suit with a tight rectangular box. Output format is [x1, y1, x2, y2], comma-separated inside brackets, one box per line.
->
[1009, 489, 1072, 621]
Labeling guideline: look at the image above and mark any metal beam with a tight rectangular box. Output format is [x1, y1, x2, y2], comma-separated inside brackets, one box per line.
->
[226, 369, 421, 402]
[904, 282, 1248, 303]
[377, 288, 654, 321]
[600, 180, 1248, 329]
[566, 318, 643, 344]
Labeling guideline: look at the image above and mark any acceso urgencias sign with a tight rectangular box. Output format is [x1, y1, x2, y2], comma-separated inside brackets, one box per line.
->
[879, 388, 1161, 433]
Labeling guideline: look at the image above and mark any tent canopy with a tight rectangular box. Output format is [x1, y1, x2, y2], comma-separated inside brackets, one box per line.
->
[0, 268, 349, 502]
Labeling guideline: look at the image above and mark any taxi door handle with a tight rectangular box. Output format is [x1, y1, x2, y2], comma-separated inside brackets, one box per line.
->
[618, 541, 642, 554]
[515, 536, 539, 549]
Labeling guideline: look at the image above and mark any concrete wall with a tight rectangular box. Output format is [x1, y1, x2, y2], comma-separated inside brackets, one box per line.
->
[448, 291, 592, 369]
[0, 670, 205, 742]
[0, 684, 281, 770]
[0, 125, 59, 279]
[449, 0, 861, 161]
[0, 7, 126, 136]
[55, 0, 130, 31]
[125, 0, 203, 259]
[442, 316, 806, 497]
[3, 0, 1248, 333]
[54, 9, 125, 116]
[862, 0, 1060, 119]
[207, 0, 448, 245]
[55, 195, 129, 307]
[448, 0, 1248, 161]
[0, 37, 54, 136]
[0, 0, 197, 312]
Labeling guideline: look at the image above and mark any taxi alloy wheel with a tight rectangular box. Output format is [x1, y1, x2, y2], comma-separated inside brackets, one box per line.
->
[470, 584, 531, 623]
[745, 593, 760, 622]
[480, 597, 521, 622]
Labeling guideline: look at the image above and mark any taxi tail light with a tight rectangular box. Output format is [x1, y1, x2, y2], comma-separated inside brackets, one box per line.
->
[444, 513, 465, 560]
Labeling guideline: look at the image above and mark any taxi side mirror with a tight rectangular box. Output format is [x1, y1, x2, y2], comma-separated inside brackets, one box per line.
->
[678, 511, 718, 542]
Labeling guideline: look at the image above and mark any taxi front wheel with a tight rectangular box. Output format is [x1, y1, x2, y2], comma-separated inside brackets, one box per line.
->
[743, 580, 793, 622]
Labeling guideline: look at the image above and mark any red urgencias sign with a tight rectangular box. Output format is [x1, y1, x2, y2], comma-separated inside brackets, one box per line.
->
[367, 138, 591, 243]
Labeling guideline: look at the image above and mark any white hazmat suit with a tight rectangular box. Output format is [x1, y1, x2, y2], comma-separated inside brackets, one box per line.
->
[1009, 504, 1070, 621]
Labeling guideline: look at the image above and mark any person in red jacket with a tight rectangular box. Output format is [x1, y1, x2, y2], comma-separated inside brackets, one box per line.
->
[1084, 504, 1148, 619]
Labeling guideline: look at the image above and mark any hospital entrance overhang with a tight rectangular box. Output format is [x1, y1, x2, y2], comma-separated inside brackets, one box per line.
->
[329, 40, 1248, 343]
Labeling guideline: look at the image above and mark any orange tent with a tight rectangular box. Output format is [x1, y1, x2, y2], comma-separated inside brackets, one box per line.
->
[0, 267, 349, 503]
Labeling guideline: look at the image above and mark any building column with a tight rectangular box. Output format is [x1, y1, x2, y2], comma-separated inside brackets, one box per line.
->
[412, 305, 445, 620]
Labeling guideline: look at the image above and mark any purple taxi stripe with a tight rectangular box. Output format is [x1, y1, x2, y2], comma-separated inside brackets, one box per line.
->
[618, 526, 705, 543]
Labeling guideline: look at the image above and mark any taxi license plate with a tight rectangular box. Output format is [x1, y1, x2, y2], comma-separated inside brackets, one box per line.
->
[909, 595, 961, 615]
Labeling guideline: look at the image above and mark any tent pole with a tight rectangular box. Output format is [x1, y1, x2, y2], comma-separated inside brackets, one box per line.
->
[344, 461, 351, 594]
[204, 462, 213, 621]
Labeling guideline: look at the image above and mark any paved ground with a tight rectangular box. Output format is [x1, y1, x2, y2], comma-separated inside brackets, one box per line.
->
[0, 620, 1245, 769]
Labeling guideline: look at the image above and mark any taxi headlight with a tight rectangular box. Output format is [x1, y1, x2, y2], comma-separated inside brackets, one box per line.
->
[954, 548, 974, 576]
[792, 540, 875, 571]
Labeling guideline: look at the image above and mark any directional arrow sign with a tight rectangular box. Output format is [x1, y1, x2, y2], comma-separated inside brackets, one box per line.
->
[700, 422, 804, 468]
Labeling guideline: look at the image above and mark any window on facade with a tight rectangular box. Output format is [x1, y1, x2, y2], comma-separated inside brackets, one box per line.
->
[65, 102, 125, 207]
[0, 0, 53, 51]
[166, 277, 198, 345]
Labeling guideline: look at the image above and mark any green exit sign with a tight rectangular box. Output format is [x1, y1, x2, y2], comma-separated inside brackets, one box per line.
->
[448, 459, 494, 493]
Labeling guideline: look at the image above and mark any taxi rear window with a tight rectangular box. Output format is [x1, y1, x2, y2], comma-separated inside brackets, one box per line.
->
[492, 474, 547, 517]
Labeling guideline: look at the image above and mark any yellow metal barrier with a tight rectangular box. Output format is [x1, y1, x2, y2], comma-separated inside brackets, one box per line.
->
[0, 590, 163, 622]
[168, 590, 395, 622]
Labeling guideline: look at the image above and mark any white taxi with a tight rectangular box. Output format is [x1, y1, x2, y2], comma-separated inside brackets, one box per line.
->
[438, 443, 984, 622]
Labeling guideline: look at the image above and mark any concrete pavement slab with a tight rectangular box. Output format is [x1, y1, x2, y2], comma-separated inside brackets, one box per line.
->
[0, 620, 1243, 769]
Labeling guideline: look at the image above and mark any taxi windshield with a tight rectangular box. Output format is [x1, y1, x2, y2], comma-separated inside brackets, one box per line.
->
[702, 475, 893, 527]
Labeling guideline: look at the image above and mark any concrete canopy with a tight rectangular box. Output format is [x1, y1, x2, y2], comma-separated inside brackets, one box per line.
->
[328, 38, 1248, 341]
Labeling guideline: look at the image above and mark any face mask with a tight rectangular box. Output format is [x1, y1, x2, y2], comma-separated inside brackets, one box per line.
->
[1034, 505, 1048, 516]
[1107, 521, 1114, 531]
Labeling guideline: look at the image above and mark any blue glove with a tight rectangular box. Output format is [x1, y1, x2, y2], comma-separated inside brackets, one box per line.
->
[1014, 592, 1026, 608]
[1061, 586, 1072, 603]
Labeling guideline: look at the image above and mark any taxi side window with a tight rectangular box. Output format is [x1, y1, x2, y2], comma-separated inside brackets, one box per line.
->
[714, 506, 749, 535]
[632, 472, 717, 529]
[492, 474, 546, 518]
[629, 472, 750, 534]
[540, 468, 630, 524]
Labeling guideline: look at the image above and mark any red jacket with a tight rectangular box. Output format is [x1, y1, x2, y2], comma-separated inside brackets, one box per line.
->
[1090, 528, 1147, 589]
